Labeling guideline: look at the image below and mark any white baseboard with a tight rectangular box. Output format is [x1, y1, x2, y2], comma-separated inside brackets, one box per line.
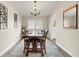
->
[0, 38, 21, 57]
[47, 37, 72, 57]
[56, 42, 72, 57]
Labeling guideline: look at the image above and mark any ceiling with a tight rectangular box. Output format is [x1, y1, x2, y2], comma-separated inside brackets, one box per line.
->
[10, 1, 59, 17]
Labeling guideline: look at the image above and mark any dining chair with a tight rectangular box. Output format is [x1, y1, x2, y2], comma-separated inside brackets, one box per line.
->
[42, 30, 48, 54]
[23, 36, 29, 53]
[21, 27, 29, 53]
[25, 37, 44, 56]
[35, 37, 44, 56]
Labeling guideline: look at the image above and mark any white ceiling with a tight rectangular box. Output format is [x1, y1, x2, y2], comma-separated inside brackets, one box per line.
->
[10, 1, 59, 17]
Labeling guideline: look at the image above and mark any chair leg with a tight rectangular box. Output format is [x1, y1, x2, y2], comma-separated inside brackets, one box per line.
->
[23, 47, 25, 53]
[40, 40, 44, 57]
[23, 42, 25, 53]
[25, 42, 29, 56]
[23, 41, 26, 53]
[43, 40, 46, 54]
[44, 43, 46, 54]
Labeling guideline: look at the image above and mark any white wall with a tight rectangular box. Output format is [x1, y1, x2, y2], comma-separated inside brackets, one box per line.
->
[0, 2, 22, 56]
[22, 16, 49, 30]
[48, 1, 79, 56]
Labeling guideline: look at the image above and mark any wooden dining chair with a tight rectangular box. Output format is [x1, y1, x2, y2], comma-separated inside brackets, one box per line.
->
[25, 37, 34, 56]
[21, 27, 29, 53]
[23, 36, 29, 53]
[25, 37, 44, 56]
[42, 30, 48, 54]
[35, 37, 44, 56]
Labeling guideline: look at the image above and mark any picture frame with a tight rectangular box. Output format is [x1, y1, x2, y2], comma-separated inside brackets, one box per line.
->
[0, 4, 8, 29]
[14, 13, 17, 28]
[52, 14, 56, 27]
[63, 4, 78, 29]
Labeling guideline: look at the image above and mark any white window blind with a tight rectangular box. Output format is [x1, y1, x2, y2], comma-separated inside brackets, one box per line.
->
[35, 20, 43, 30]
[28, 20, 35, 30]
[28, 19, 43, 35]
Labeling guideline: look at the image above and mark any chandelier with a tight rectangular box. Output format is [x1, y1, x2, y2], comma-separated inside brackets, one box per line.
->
[30, 1, 40, 16]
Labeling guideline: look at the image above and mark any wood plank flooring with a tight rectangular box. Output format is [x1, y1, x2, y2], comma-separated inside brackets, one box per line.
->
[4, 39, 63, 57]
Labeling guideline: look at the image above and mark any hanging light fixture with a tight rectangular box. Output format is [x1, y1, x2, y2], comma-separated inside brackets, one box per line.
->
[30, 1, 40, 16]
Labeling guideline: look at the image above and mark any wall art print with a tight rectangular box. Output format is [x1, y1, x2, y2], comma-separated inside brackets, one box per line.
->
[14, 13, 17, 28]
[0, 4, 8, 29]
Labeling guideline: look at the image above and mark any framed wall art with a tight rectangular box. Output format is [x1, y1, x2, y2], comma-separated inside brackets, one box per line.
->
[0, 4, 8, 29]
[14, 13, 17, 28]
[52, 14, 56, 27]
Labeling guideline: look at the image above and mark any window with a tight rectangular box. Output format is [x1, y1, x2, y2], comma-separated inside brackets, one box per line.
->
[28, 19, 43, 35]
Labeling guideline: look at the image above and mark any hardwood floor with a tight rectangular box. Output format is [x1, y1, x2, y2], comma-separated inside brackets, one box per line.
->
[4, 39, 63, 57]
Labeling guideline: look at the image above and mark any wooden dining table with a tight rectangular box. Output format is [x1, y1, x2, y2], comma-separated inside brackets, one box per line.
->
[23, 33, 44, 56]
